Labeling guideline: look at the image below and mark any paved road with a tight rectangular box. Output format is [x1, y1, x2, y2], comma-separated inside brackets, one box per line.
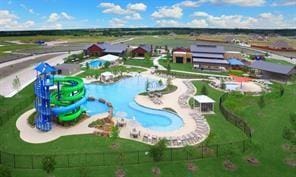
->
[0, 51, 81, 97]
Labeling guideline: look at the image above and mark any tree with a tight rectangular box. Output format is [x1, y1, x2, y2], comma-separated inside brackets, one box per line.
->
[220, 80, 226, 90]
[103, 61, 111, 69]
[149, 139, 167, 161]
[12, 76, 21, 95]
[258, 95, 265, 109]
[86, 62, 89, 70]
[158, 79, 163, 86]
[110, 126, 119, 140]
[167, 63, 171, 74]
[42, 156, 56, 176]
[144, 53, 151, 60]
[0, 165, 11, 177]
[201, 85, 208, 95]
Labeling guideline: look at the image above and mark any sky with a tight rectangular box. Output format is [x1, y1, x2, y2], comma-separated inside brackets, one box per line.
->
[0, 0, 296, 31]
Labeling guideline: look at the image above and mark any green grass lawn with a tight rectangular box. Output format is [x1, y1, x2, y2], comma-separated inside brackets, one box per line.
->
[190, 81, 247, 144]
[124, 59, 154, 68]
[265, 58, 295, 66]
[1, 73, 295, 176]
[159, 59, 194, 72]
[0, 43, 40, 57]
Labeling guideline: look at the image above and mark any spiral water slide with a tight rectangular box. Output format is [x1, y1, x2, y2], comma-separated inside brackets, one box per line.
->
[51, 77, 87, 122]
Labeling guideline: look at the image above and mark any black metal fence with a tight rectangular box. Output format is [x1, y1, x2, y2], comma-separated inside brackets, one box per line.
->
[219, 94, 252, 138]
[0, 95, 35, 127]
[0, 140, 249, 169]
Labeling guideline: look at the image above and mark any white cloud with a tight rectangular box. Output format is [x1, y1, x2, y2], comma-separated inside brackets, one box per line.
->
[151, 6, 183, 19]
[99, 2, 147, 21]
[217, 0, 266, 6]
[192, 11, 209, 17]
[174, 1, 200, 8]
[127, 3, 147, 11]
[109, 18, 126, 28]
[47, 13, 59, 22]
[155, 19, 181, 27]
[61, 12, 74, 20]
[47, 12, 74, 22]
[190, 11, 295, 28]
[99, 2, 146, 15]
[271, 0, 296, 6]
[125, 13, 142, 20]
[0, 10, 36, 30]
[100, 2, 127, 15]
[20, 3, 38, 15]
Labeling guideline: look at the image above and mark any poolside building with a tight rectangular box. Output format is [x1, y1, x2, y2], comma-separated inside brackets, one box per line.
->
[55, 64, 81, 75]
[131, 44, 152, 57]
[191, 44, 228, 71]
[85, 42, 127, 57]
[99, 54, 120, 65]
[192, 95, 215, 113]
[100, 72, 114, 82]
[249, 61, 296, 82]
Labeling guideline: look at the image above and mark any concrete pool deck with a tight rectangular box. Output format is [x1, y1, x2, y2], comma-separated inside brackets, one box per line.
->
[16, 73, 210, 146]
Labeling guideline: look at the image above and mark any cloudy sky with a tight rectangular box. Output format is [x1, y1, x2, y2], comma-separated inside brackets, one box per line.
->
[0, 0, 295, 30]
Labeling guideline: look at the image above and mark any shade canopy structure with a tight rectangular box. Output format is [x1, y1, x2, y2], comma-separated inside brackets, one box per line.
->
[99, 54, 120, 63]
[192, 95, 215, 113]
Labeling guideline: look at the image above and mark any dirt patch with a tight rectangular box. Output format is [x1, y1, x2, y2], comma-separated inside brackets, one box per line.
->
[284, 157, 296, 167]
[223, 160, 237, 171]
[282, 144, 296, 153]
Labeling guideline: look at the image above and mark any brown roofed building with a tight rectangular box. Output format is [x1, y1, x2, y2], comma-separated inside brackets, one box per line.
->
[131, 44, 152, 57]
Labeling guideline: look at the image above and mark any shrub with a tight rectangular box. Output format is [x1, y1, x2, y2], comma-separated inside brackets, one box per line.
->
[28, 111, 36, 127]
[103, 61, 111, 69]
[110, 126, 119, 140]
[228, 70, 245, 76]
[0, 165, 11, 177]
[149, 139, 167, 161]
[42, 156, 56, 175]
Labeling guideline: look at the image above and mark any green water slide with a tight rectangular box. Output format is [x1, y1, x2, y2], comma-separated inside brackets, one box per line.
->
[50, 77, 86, 122]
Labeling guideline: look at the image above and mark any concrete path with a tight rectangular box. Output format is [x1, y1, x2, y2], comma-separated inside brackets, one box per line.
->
[0, 51, 81, 97]
[16, 109, 108, 144]
[153, 55, 167, 70]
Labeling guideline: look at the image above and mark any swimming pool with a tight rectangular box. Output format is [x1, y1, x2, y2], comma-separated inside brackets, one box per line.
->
[225, 82, 240, 91]
[82, 76, 183, 131]
[88, 59, 106, 68]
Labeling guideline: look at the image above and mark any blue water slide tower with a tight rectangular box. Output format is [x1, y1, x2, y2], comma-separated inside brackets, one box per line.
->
[34, 63, 56, 132]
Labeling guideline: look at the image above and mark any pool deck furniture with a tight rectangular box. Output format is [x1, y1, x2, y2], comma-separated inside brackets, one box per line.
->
[119, 76, 210, 147]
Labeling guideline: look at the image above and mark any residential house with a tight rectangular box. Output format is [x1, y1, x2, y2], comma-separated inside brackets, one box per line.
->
[131, 44, 152, 57]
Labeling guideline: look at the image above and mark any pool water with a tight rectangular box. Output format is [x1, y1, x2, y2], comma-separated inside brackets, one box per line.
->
[81, 76, 183, 131]
[89, 59, 106, 68]
[225, 82, 240, 91]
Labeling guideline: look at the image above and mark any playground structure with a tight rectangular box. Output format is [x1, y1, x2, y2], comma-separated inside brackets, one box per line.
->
[34, 63, 87, 132]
